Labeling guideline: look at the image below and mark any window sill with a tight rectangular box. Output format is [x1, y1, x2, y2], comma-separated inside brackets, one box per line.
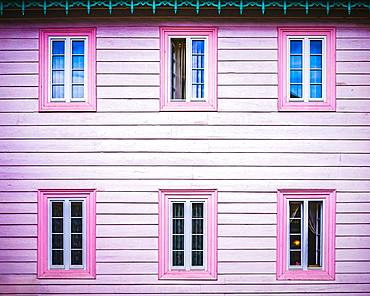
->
[159, 270, 217, 280]
[37, 269, 96, 279]
[39, 101, 97, 112]
[278, 100, 336, 112]
[160, 101, 217, 112]
[277, 269, 335, 281]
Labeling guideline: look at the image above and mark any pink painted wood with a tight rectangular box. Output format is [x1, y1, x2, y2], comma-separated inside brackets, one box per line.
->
[37, 189, 96, 278]
[276, 189, 336, 280]
[38, 28, 97, 112]
[277, 27, 336, 111]
[159, 27, 218, 111]
[158, 189, 218, 279]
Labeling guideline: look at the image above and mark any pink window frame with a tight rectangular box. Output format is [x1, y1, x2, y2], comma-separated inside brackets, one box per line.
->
[37, 189, 96, 279]
[158, 189, 218, 280]
[276, 189, 336, 280]
[277, 27, 336, 111]
[159, 27, 218, 111]
[39, 28, 96, 112]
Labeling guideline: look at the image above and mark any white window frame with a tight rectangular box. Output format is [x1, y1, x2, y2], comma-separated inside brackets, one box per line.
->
[167, 36, 209, 103]
[287, 199, 324, 271]
[48, 198, 87, 270]
[287, 36, 327, 103]
[169, 199, 207, 271]
[48, 36, 88, 103]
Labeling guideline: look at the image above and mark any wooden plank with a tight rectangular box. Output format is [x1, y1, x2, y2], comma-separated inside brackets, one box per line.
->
[218, 37, 277, 50]
[218, 225, 276, 237]
[0, 74, 37, 87]
[337, 62, 370, 74]
[96, 237, 157, 250]
[0, 250, 36, 262]
[337, 50, 370, 62]
[337, 28, 370, 38]
[0, 225, 36, 237]
[97, 86, 159, 99]
[218, 85, 277, 98]
[218, 49, 277, 61]
[0, 51, 38, 62]
[0, 38, 38, 50]
[0, 214, 36, 225]
[218, 61, 277, 73]
[0, 86, 37, 99]
[0, 29, 38, 38]
[97, 249, 157, 262]
[337, 237, 370, 248]
[97, 74, 159, 86]
[218, 73, 277, 85]
[96, 225, 156, 237]
[337, 39, 370, 50]
[218, 26, 277, 38]
[337, 86, 370, 99]
[97, 49, 159, 62]
[337, 213, 370, 224]
[97, 61, 159, 74]
[96, 38, 159, 50]
[337, 224, 370, 236]
[0, 63, 38, 75]
[0, 262, 36, 274]
[97, 214, 157, 225]
[337, 74, 370, 86]
[0, 238, 36, 250]
[0, 203, 36, 214]
[97, 26, 159, 38]
[337, 202, 370, 213]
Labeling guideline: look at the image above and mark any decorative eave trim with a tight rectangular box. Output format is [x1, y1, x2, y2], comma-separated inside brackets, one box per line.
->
[1, 0, 369, 16]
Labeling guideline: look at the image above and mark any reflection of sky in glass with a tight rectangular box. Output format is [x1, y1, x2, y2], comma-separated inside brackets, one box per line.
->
[71, 40, 85, 99]
[310, 85, 322, 98]
[72, 70, 84, 83]
[192, 40, 205, 99]
[52, 41, 65, 54]
[290, 70, 302, 83]
[72, 56, 84, 69]
[52, 70, 64, 84]
[290, 85, 302, 98]
[52, 85, 64, 98]
[310, 56, 322, 68]
[290, 40, 302, 54]
[51, 40, 65, 99]
[310, 40, 322, 54]
[290, 56, 302, 69]
[72, 41, 84, 54]
[310, 70, 322, 83]
[289, 40, 303, 99]
[72, 85, 84, 98]
[310, 40, 323, 99]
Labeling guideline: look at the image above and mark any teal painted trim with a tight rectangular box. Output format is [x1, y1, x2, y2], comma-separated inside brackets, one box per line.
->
[1, 0, 369, 16]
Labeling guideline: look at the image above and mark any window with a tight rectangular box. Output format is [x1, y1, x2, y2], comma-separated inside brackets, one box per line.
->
[160, 27, 217, 111]
[39, 28, 96, 111]
[277, 189, 336, 280]
[278, 27, 336, 111]
[158, 189, 217, 279]
[37, 189, 96, 278]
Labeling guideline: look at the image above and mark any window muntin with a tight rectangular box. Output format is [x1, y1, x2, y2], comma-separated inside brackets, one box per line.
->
[287, 36, 326, 102]
[169, 36, 208, 102]
[49, 198, 86, 270]
[288, 200, 323, 270]
[49, 37, 88, 103]
[170, 200, 206, 271]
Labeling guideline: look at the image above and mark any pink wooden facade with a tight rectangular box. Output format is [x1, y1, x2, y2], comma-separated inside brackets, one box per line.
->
[0, 5, 370, 295]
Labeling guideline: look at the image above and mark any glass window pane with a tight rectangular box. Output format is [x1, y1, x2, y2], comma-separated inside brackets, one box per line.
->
[71, 202, 82, 217]
[192, 40, 205, 54]
[192, 203, 203, 218]
[52, 234, 64, 249]
[72, 85, 84, 99]
[173, 219, 184, 234]
[171, 38, 186, 101]
[289, 218, 301, 234]
[172, 235, 184, 250]
[71, 218, 82, 233]
[290, 40, 302, 54]
[72, 40, 85, 55]
[192, 251, 203, 266]
[52, 40, 65, 55]
[310, 40, 322, 54]
[308, 201, 323, 267]
[290, 70, 302, 83]
[290, 84, 302, 98]
[192, 55, 204, 68]
[71, 233, 82, 249]
[310, 55, 322, 69]
[72, 56, 84, 70]
[173, 203, 184, 218]
[290, 251, 301, 266]
[290, 202, 302, 218]
[290, 235, 301, 250]
[192, 235, 203, 251]
[310, 85, 322, 98]
[71, 250, 83, 266]
[290, 56, 302, 69]
[52, 202, 64, 217]
[172, 251, 184, 266]
[192, 219, 203, 234]
[52, 250, 64, 265]
[52, 56, 65, 70]
[52, 70, 64, 84]
[72, 70, 84, 84]
[52, 85, 64, 99]
[310, 70, 322, 83]
[52, 218, 63, 233]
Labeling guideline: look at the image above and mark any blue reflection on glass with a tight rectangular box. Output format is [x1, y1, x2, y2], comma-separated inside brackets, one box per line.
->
[310, 40, 322, 54]
[52, 41, 65, 55]
[52, 70, 64, 84]
[310, 85, 322, 98]
[310, 70, 322, 83]
[72, 41, 84, 54]
[52, 85, 64, 98]
[290, 85, 302, 98]
[192, 55, 204, 68]
[310, 55, 322, 69]
[72, 70, 84, 83]
[290, 56, 302, 69]
[192, 40, 205, 54]
[72, 56, 84, 69]
[52, 56, 64, 69]
[72, 85, 84, 98]
[290, 40, 302, 54]
[290, 70, 302, 83]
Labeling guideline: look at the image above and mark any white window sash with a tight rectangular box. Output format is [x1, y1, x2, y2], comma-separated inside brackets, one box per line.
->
[287, 36, 327, 103]
[287, 199, 324, 271]
[48, 198, 86, 270]
[48, 36, 88, 103]
[169, 199, 207, 271]
[168, 36, 209, 103]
